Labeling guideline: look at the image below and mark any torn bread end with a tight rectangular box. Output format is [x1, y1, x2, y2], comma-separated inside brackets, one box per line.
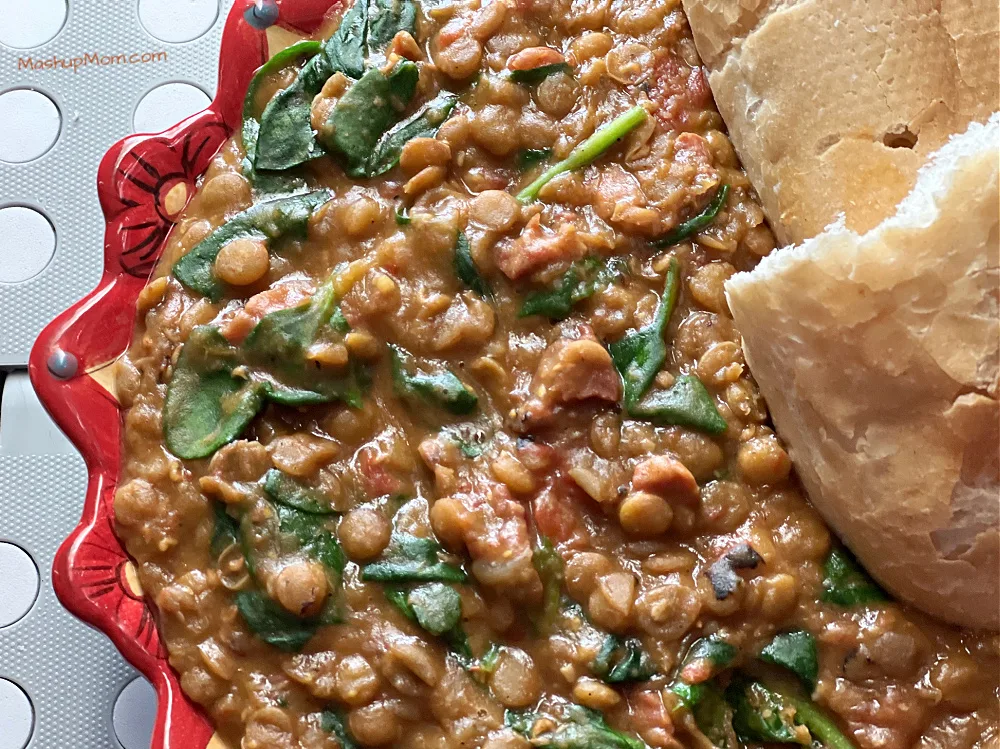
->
[725, 114, 1000, 629]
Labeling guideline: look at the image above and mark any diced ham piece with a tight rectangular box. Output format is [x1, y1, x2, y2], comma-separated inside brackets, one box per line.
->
[631, 455, 699, 505]
[431, 476, 542, 601]
[219, 280, 314, 345]
[630, 690, 677, 748]
[670, 132, 719, 198]
[517, 326, 621, 429]
[594, 165, 662, 236]
[507, 47, 565, 71]
[494, 215, 587, 280]
[651, 56, 714, 132]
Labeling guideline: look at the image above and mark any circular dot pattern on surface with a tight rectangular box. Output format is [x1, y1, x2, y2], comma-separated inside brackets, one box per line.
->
[0, 544, 39, 627]
[0, 0, 67, 49]
[0, 679, 33, 749]
[0, 89, 61, 164]
[138, 0, 219, 43]
[112, 677, 157, 749]
[133, 82, 211, 135]
[0, 207, 57, 284]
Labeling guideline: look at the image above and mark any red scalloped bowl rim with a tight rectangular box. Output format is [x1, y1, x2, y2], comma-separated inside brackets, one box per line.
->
[28, 1, 341, 747]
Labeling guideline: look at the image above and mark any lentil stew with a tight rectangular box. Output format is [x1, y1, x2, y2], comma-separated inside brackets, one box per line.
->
[114, 1, 1000, 748]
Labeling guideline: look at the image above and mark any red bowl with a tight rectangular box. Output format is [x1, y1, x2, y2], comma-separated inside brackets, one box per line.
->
[28, 1, 340, 746]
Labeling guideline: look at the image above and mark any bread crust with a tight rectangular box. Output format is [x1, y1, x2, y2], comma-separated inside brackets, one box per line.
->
[682, 0, 999, 245]
[725, 116, 1000, 629]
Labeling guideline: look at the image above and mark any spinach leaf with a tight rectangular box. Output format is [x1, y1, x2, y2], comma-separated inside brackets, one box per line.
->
[517, 148, 553, 170]
[275, 504, 347, 577]
[669, 635, 737, 709]
[520, 257, 625, 320]
[366, 0, 418, 55]
[254, 0, 368, 171]
[632, 374, 727, 435]
[324, 0, 368, 80]
[507, 704, 646, 749]
[725, 676, 856, 749]
[385, 584, 472, 658]
[609, 257, 680, 410]
[592, 636, 657, 683]
[821, 548, 888, 607]
[362, 531, 468, 583]
[726, 676, 807, 745]
[242, 40, 322, 196]
[454, 231, 493, 298]
[389, 344, 478, 415]
[319, 61, 420, 177]
[235, 590, 319, 652]
[211, 501, 240, 558]
[163, 326, 265, 460]
[263, 469, 337, 514]
[243, 272, 365, 407]
[509, 62, 572, 85]
[365, 92, 459, 176]
[407, 582, 462, 635]
[476, 643, 503, 675]
[172, 190, 332, 301]
[760, 630, 818, 691]
[653, 185, 730, 249]
[517, 105, 647, 203]
[779, 687, 857, 749]
[682, 636, 738, 677]
[531, 536, 563, 634]
[253, 59, 336, 172]
[689, 682, 739, 749]
[321, 710, 359, 749]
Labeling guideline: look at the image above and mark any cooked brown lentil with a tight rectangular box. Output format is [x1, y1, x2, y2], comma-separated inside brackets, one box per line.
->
[114, 1, 999, 748]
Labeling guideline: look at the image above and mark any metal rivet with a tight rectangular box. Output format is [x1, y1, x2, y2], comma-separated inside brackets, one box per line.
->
[244, 0, 279, 29]
[47, 348, 78, 380]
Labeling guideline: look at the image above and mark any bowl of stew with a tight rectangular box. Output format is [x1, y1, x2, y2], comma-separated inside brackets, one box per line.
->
[29, 0, 1000, 748]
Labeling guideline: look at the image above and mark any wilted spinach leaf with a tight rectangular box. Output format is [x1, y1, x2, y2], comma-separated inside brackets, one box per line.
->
[242, 271, 365, 407]
[509, 62, 572, 85]
[653, 185, 730, 249]
[319, 61, 419, 177]
[362, 531, 467, 583]
[517, 148, 553, 170]
[163, 326, 265, 460]
[506, 704, 645, 749]
[821, 548, 888, 607]
[592, 635, 657, 683]
[632, 374, 727, 435]
[519, 257, 625, 320]
[389, 344, 478, 415]
[609, 257, 680, 410]
[263, 469, 337, 515]
[242, 40, 321, 196]
[760, 630, 818, 691]
[454, 231, 493, 298]
[321, 710, 359, 749]
[172, 190, 332, 301]
[531, 537, 563, 635]
[364, 92, 459, 177]
[235, 590, 319, 652]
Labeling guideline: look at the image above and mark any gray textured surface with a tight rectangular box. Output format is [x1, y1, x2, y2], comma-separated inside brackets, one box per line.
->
[0, 379, 136, 749]
[0, 0, 240, 744]
[0, 0, 236, 366]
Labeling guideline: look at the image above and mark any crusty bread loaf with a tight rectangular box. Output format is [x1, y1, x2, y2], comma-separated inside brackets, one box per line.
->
[681, 0, 999, 245]
[725, 115, 999, 629]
